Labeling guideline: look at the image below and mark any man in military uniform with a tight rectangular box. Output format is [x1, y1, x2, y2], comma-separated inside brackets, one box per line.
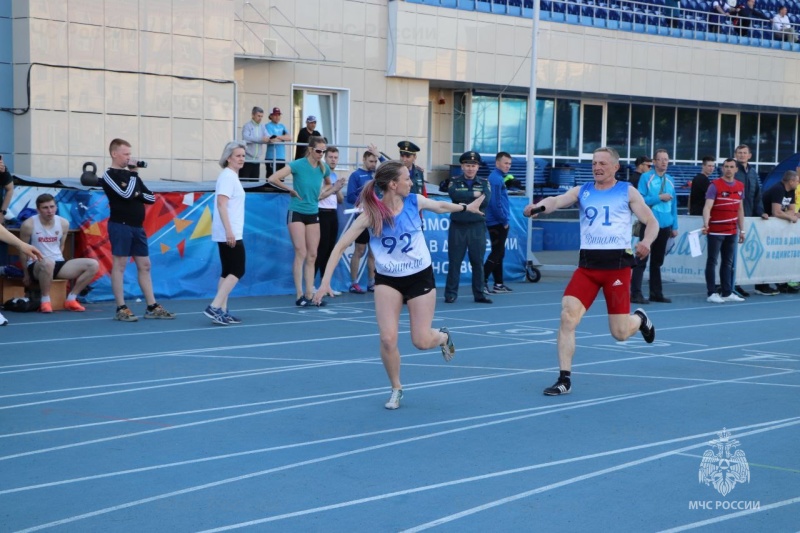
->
[445, 151, 491, 304]
[398, 141, 427, 196]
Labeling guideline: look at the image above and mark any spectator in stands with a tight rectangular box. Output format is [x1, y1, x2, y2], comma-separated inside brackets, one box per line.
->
[631, 149, 678, 304]
[315, 147, 346, 289]
[101, 138, 175, 321]
[690, 156, 716, 216]
[241, 106, 269, 182]
[762, 170, 800, 294]
[734, 144, 773, 296]
[524, 147, 658, 396]
[398, 141, 427, 196]
[0, 156, 13, 226]
[710, 0, 735, 33]
[269, 136, 336, 307]
[703, 159, 747, 304]
[204, 141, 248, 326]
[483, 152, 513, 295]
[264, 107, 291, 181]
[445, 151, 492, 304]
[0, 226, 43, 326]
[629, 156, 652, 189]
[773, 6, 797, 43]
[346, 146, 382, 293]
[737, 0, 770, 36]
[295, 116, 321, 160]
[19, 194, 99, 313]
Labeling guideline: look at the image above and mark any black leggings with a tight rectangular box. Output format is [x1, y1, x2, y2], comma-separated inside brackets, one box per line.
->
[218, 240, 246, 279]
[484, 224, 508, 285]
[316, 209, 339, 278]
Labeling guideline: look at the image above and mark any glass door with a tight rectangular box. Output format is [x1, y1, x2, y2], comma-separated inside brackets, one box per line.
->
[718, 112, 738, 160]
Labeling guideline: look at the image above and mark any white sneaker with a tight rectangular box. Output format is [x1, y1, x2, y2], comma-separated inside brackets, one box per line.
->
[384, 388, 403, 410]
[721, 293, 745, 302]
[0, 310, 7, 326]
[332, 290, 342, 296]
[707, 293, 725, 304]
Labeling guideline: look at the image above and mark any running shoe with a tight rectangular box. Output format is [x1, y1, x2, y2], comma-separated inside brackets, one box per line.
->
[144, 303, 176, 319]
[40, 302, 53, 313]
[721, 293, 745, 302]
[543, 378, 571, 396]
[223, 310, 241, 323]
[349, 283, 366, 294]
[204, 305, 230, 326]
[0, 310, 7, 326]
[384, 388, 403, 410]
[367, 283, 375, 292]
[64, 299, 85, 312]
[439, 327, 455, 362]
[734, 285, 750, 297]
[706, 293, 725, 304]
[634, 307, 655, 343]
[114, 306, 138, 322]
[492, 284, 513, 293]
[295, 296, 310, 307]
[754, 284, 779, 296]
[483, 284, 495, 295]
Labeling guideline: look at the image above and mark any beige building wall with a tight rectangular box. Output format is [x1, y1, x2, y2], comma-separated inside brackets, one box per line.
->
[12, 0, 235, 181]
[390, 2, 800, 109]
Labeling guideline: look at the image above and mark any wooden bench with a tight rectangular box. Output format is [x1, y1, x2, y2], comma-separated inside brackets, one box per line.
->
[0, 277, 68, 311]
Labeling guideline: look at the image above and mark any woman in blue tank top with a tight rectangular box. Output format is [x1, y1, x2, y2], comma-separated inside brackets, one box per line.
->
[314, 161, 485, 410]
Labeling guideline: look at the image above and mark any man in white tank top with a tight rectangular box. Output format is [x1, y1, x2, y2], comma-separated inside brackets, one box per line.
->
[18, 194, 99, 313]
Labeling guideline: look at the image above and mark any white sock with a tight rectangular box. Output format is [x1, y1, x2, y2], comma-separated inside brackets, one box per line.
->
[41, 296, 51, 303]
[67, 293, 77, 301]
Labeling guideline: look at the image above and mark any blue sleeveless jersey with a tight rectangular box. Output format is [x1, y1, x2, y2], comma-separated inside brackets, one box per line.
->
[577, 181, 636, 269]
[369, 194, 432, 277]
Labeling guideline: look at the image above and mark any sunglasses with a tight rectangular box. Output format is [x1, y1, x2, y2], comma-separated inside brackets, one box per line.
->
[313, 149, 327, 155]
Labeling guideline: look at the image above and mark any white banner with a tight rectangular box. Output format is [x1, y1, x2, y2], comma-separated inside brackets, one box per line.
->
[659, 216, 800, 284]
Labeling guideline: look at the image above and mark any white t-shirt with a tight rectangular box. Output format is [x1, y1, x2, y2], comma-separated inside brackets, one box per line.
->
[28, 214, 66, 265]
[212, 167, 246, 241]
[318, 171, 339, 210]
[773, 14, 791, 30]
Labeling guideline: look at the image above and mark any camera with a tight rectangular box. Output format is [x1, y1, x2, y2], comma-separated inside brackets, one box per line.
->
[128, 160, 148, 169]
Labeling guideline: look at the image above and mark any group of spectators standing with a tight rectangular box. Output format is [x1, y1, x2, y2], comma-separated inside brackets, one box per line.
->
[630, 143, 799, 307]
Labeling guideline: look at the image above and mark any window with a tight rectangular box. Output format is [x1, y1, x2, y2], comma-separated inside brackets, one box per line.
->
[452, 91, 467, 158]
[675, 108, 697, 161]
[758, 114, 778, 163]
[630, 105, 653, 158]
[499, 97, 527, 155]
[778, 114, 797, 161]
[292, 85, 350, 160]
[606, 103, 630, 159]
[581, 103, 603, 156]
[654, 106, 675, 156]
[534, 98, 554, 156]
[719, 113, 737, 159]
[470, 94, 499, 154]
[697, 109, 717, 158]
[555, 99, 580, 157]
[739, 112, 759, 157]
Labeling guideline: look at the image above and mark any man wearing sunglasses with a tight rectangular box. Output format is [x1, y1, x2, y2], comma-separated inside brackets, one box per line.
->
[629, 155, 652, 189]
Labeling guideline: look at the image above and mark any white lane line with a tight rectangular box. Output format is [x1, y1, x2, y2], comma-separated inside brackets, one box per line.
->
[11, 376, 797, 532]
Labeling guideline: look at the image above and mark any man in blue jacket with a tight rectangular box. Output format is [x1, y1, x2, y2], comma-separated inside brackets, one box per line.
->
[631, 149, 676, 304]
[344, 146, 381, 293]
[483, 152, 513, 294]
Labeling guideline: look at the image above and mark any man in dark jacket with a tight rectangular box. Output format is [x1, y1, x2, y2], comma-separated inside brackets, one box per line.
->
[295, 116, 321, 160]
[445, 151, 491, 304]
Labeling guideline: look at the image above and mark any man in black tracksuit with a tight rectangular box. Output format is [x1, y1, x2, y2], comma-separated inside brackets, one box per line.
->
[444, 151, 492, 304]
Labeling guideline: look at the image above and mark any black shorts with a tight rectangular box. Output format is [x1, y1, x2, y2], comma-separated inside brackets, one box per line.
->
[28, 260, 66, 280]
[287, 211, 319, 225]
[217, 240, 246, 279]
[375, 265, 435, 304]
[354, 228, 369, 244]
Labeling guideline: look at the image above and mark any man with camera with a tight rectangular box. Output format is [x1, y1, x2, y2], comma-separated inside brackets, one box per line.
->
[100, 138, 175, 322]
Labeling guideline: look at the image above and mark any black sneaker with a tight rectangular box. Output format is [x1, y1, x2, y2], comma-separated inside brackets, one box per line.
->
[543, 378, 571, 396]
[754, 284, 779, 296]
[734, 285, 750, 298]
[634, 307, 655, 343]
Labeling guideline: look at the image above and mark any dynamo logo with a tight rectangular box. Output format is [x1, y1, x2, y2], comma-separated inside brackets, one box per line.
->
[739, 226, 764, 278]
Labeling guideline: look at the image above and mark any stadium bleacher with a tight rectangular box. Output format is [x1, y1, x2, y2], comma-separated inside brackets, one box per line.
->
[405, 0, 800, 51]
